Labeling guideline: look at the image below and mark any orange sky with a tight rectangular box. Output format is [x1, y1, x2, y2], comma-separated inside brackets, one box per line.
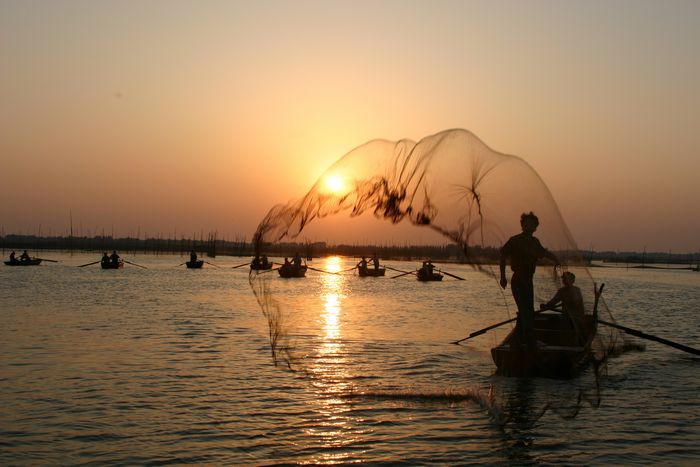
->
[1, 1, 698, 251]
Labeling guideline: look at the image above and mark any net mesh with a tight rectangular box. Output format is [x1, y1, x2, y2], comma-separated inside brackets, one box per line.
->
[250, 128, 627, 371]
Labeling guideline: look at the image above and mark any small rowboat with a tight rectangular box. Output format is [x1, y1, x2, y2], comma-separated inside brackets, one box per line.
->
[358, 266, 386, 277]
[4, 258, 42, 266]
[251, 262, 273, 271]
[101, 260, 124, 269]
[491, 312, 596, 378]
[416, 268, 443, 281]
[186, 260, 204, 269]
[278, 264, 307, 278]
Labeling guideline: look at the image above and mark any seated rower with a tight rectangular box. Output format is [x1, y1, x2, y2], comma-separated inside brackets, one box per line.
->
[19, 250, 30, 262]
[357, 256, 368, 270]
[261, 255, 270, 268]
[9, 251, 18, 263]
[371, 253, 380, 270]
[190, 250, 198, 263]
[251, 255, 261, 269]
[110, 250, 120, 265]
[540, 271, 586, 342]
[101, 252, 110, 265]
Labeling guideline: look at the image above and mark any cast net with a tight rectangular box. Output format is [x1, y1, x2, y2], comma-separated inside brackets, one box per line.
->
[250, 128, 627, 373]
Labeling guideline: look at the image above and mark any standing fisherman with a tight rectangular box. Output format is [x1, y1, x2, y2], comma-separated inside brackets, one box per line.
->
[499, 212, 559, 349]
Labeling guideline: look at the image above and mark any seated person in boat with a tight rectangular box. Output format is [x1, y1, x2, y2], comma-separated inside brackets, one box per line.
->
[190, 250, 198, 263]
[9, 251, 18, 263]
[101, 252, 110, 265]
[292, 252, 303, 269]
[261, 255, 270, 268]
[251, 255, 261, 269]
[540, 271, 586, 342]
[19, 250, 30, 262]
[371, 253, 380, 270]
[357, 257, 368, 270]
[110, 250, 120, 264]
[421, 260, 435, 275]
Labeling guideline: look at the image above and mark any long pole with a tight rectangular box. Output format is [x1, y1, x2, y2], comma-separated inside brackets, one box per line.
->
[598, 319, 700, 356]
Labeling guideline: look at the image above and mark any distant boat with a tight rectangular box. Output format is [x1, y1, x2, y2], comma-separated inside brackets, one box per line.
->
[358, 266, 386, 277]
[4, 258, 42, 266]
[186, 260, 204, 269]
[101, 260, 124, 269]
[416, 268, 443, 281]
[491, 311, 596, 378]
[278, 263, 307, 278]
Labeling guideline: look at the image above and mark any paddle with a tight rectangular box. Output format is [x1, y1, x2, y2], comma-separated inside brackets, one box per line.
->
[451, 305, 562, 345]
[597, 319, 700, 356]
[205, 261, 220, 269]
[441, 270, 465, 280]
[78, 260, 101, 268]
[231, 261, 251, 269]
[254, 266, 280, 275]
[385, 265, 413, 275]
[36, 257, 59, 263]
[175, 262, 187, 268]
[307, 266, 341, 276]
[391, 270, 417, 279]
[123, 259, 147, 269]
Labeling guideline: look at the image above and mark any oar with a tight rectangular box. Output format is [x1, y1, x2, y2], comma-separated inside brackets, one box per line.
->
[36, 257, 59, 263]
[205, 261, 220, 268]
[123, 259, 148, 269]
[254, 266, 280, 275]
[441, 270, 465, 280]
[78, 260, 101, 268]
[307, 266, 341, 275]
[598, 319, 700, 356]
[451, 305, 562, 345]
[391, 270, 417, 279]
[175, 262, 187, 267]
[231, 261, 251, 269]
[385, 265, 413, 275]
[341, 265, 358, 272]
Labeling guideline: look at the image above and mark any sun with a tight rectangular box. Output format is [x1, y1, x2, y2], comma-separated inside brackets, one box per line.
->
[324, 174, 344, 194]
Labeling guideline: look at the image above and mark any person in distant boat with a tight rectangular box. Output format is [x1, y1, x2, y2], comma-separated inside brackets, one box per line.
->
[101, 252, 110, 265]
[292, 252, 303, 269]
[500, 212, 560, 349]
[251, 255, 261, 268]
[357, 257, 368, 270]
[371, 253, 380, 270]
[541, 271, 585, 342]
[110, 250, 120, 265]
[261, 255, 270, 268]
[421, 260, 435, 275]
[190, 250, 198, 263]
[9, 251, 17, 263]
[19, 250, 30, 262]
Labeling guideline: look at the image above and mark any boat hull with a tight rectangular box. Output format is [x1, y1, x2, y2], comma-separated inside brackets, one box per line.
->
[358, 267, 386, 277]
[491, 312, 594, 378]
[101, 261, 124, 269]
[4, 259, 42, 266]
[251, 263, 273, 271]
[416, 269, 443, 281]
[186, 260, 204, 269]
[278, 265, 307, 278]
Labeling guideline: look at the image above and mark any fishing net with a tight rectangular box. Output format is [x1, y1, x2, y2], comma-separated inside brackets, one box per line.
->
[249, 128, 627, 373]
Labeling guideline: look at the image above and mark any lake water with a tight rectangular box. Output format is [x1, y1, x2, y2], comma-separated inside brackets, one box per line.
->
[1, 252, 698, 465]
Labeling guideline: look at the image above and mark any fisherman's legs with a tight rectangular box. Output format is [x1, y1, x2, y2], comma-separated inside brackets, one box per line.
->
[511, 274, 536, 349]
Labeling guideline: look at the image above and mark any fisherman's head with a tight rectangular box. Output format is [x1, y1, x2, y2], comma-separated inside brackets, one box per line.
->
[562, 271, 576, 286]
[520, 212, 539, 234]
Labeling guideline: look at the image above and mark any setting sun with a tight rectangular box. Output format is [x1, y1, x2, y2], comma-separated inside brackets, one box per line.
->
[324, 174, 344, 194]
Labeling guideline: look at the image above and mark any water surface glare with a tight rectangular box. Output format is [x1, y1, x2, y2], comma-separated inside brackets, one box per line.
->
[1, 253, 699, 464]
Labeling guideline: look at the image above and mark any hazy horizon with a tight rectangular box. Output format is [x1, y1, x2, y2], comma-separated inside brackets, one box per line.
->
[2, 1, 698, 252]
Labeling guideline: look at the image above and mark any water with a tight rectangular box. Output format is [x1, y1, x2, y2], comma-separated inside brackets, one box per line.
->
[1, 253, 698, 465]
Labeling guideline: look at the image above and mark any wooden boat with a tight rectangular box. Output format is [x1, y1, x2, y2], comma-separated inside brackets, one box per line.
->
[278, 264, 307, 278]
[250, 262, 273, 271]
[358, 266, 386, 277]
[186, 260, 204, 269]
[491, 311, 596, 378]
[4, 258, 42, 266]
[101, 260, 124, 269]
[416, 268, 443, 281]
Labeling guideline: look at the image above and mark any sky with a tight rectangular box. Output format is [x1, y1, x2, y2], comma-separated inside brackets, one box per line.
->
[1, 0, 698, 252]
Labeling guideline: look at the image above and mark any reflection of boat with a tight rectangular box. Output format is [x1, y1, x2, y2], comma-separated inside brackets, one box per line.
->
[4, 258, 42, 266]
[101, 260, 124, 269]
[416, 268, 443, 281]
[186, 260, 204, 269]
[358, 266, 386, 277]
[278, 264, 307, 278]
[251, 262, 273, 271]
[491, 312, 596, 378]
